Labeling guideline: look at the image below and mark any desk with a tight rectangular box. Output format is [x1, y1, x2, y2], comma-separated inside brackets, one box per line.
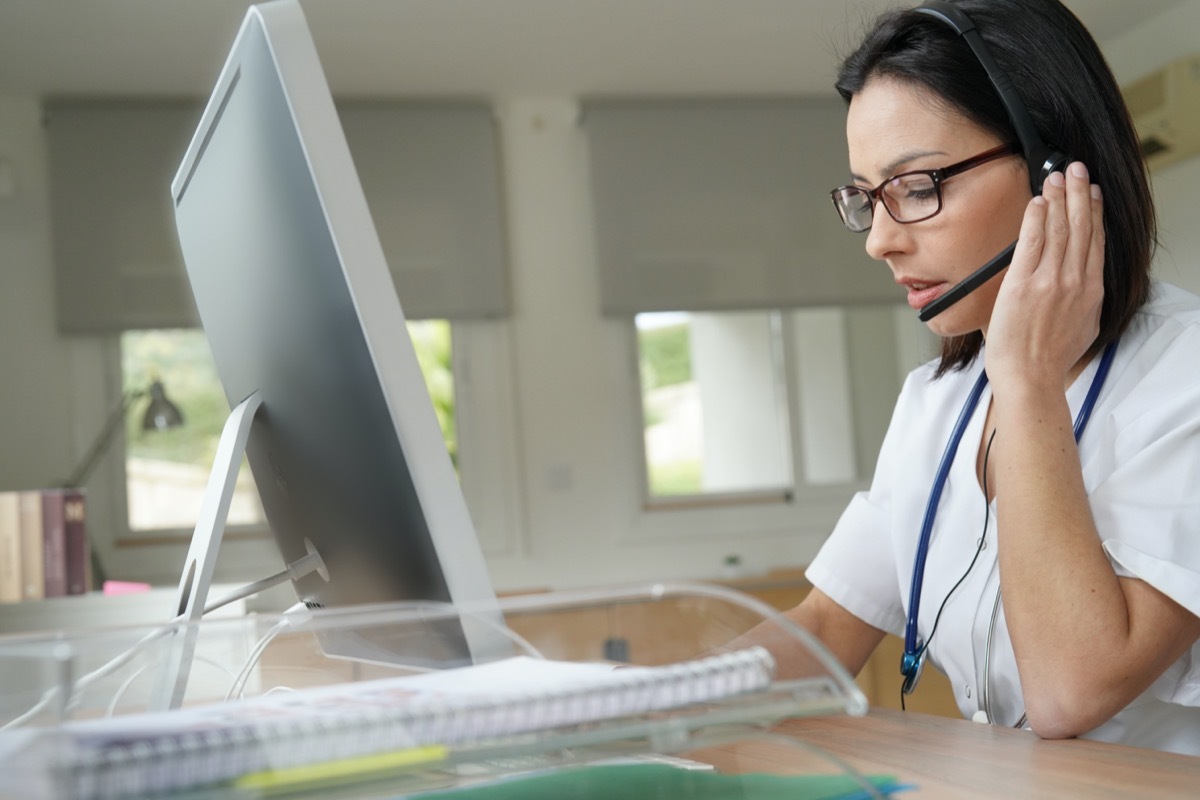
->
[696, 708, 1200, 798]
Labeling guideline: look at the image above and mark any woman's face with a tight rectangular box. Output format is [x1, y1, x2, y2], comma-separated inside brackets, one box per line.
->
[845, 77, 1032, 339]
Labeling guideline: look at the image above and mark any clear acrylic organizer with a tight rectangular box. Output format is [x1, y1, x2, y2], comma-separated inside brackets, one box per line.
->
[0, 581, 884, 799]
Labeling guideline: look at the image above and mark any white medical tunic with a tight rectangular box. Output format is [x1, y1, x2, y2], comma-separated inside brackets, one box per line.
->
[806, 281, 1200, 755]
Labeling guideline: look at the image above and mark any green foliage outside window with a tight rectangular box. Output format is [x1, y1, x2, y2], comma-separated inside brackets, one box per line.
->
[407, 320, 457, 465]
[637, 322, 692, 391]
[122, 322, 457, 468]
[123, 329, 229, 467]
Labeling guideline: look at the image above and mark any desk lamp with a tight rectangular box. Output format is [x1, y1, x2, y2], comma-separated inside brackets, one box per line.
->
[58, 378, 183, 589]
[62, 379, 185, 490]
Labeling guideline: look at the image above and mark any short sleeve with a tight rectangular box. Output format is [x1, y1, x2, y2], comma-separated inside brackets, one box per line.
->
[1089, 327, 1200, 617]
[806, 492, 906, 637]
[805, 360, 950, 640]
[1093, 423, 1200, 707]
[1086, 307, 1200, 706]
[1103, 537, 1200, 707]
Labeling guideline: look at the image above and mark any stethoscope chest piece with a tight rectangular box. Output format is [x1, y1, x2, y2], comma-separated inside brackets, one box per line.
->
[901, 645, 927, 695]
[900, 341, 1119, 711]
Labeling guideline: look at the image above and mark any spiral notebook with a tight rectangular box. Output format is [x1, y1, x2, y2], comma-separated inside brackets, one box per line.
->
[4, 647, 776, 800]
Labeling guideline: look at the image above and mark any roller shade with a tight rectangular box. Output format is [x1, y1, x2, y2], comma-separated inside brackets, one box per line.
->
[46, 99, 201, 332]
[338, 102, 509, 320]
[585, 99, 897, 315]
[46, 99, 508, 333]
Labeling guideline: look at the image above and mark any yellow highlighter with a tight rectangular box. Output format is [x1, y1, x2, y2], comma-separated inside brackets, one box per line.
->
[234, 743, 449, 794]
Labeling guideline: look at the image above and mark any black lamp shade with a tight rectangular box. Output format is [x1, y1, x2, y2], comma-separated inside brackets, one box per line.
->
[142, 380, 184, 431]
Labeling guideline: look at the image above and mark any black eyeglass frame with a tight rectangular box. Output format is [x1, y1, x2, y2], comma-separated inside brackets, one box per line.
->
[829, 142, 1020, 232]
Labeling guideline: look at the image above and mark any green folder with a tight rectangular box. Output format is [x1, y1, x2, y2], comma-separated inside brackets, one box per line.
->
[410, 762, 907, 800]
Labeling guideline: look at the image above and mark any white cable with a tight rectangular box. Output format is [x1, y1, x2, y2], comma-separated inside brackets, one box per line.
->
[3, 557, 322, 731]
[3, 617, 187, 730]
[223, 604, 310, 702]
[203, 552, 325, 616]
[106, 656, 239, 717]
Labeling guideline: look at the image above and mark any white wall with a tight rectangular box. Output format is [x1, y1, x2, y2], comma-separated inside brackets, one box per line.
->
[480, 99, 854, 593]
[0, 1, 1198, 601]
[0, 97, 74, 490]
[1103, 0, 1200, 294]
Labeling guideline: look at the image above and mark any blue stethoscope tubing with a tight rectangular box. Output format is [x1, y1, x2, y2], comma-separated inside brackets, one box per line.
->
[901, 340, 1120, 691]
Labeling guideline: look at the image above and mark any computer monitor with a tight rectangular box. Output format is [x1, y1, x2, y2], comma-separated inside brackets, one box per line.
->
[170, 0, 504, 666]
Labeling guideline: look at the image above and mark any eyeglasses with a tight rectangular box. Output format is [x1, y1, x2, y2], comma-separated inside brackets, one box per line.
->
[830, 143, 1020, 233]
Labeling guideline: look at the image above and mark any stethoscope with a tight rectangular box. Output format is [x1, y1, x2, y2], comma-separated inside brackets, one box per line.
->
[900, 339, 1119, 725]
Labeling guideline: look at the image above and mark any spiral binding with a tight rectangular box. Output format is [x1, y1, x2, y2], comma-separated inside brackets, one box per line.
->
[53, 647, 776, 799]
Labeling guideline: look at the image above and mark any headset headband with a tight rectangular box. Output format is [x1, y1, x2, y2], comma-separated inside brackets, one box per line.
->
[914, 0, 1067, 193]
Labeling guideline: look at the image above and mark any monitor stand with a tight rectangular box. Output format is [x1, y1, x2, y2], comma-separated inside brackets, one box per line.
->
[148, 391, 263, 711]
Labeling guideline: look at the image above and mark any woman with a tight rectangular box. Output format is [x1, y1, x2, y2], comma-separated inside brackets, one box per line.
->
[771, 0, 1200, 754]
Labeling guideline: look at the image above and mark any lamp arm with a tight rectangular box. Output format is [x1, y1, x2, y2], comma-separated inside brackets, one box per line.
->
[61, 389, 145, 489]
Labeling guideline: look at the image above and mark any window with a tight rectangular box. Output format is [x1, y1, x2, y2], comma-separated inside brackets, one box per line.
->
[634, 306, 920, 508]
[636, 310, 793, 502]
[407, 319, 457, 467]
[122, 329, 263, 532]
[121, 321, 455, 532]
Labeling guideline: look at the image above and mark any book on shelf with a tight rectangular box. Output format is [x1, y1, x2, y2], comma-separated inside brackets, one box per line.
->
[1, 647, 777, 800]
[0, 492, 20, 603]
[0, 489, 90, 603]
[61, 489, 89, 596]
[39, 490, 68, 599]
[17, 492, 45, 601]
[39, 491, 67, 597]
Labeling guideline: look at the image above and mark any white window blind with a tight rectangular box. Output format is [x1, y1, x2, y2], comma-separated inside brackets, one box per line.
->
[585, 99, 897, 315]
[46, 100, 201, 333]
[46, 99, 508, 334]
[338, 102, 509, 320]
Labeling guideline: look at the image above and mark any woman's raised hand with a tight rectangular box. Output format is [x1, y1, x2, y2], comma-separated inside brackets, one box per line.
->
[985, 161, 1105, 391]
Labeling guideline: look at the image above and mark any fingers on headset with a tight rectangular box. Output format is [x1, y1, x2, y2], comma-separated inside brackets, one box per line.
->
[1039, 170, 1071, 272]
[1062, 162, 1094, 281]
[1014, 190, 1049, 275]
[1087, 182, 1105, 279]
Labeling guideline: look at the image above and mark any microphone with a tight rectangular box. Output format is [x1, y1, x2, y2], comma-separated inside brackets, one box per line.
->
[917, 240, 1016, 321]
[911, 0, 1069, 324]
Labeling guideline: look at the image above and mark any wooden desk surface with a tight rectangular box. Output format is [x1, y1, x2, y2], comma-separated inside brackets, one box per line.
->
[695, 708, 1200, 798]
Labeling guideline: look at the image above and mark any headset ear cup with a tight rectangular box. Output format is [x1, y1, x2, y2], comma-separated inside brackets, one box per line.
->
[1036, 151, 1070, 194]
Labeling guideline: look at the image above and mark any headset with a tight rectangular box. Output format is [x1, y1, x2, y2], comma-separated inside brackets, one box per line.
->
[911, 0, 1070, 322]
[899, 0, 1075, 701]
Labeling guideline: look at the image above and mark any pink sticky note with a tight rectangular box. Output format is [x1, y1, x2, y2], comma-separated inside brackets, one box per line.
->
[103, 580, 153, 596]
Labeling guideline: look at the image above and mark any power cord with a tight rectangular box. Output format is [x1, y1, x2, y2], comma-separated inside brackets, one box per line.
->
[2, 555, 323, 730]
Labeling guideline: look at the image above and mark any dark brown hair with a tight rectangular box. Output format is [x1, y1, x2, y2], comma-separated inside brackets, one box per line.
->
[836, 0, 1155, 376]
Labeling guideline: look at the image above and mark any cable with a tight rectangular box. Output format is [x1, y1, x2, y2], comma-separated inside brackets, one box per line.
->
[900, 341, 1118, 714]
[203, 551, 325, 616]
[3, 556, 324, 731]
[901, 429, 996, 712]
[224, 602, 310, 702]
[3, 617, 188, 730]
[106, 655, 239, 717]
[224, 620, 290, 702]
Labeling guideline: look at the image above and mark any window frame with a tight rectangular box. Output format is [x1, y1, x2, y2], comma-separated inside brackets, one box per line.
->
[618, 304, 931, 547]
[633, 309, 798, 509]
[81, 320, 523, 585]
[630, 309, 868, 510]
